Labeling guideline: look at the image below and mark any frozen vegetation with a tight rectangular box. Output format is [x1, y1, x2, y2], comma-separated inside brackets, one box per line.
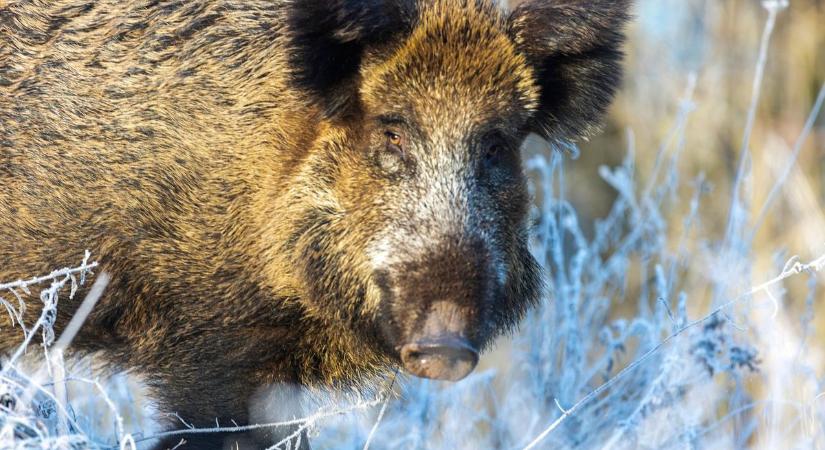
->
[2, 0, 825, 449]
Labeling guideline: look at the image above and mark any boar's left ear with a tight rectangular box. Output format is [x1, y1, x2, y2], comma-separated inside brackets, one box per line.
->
[507, 0, 632, 142]
[286, 0, 415, 116]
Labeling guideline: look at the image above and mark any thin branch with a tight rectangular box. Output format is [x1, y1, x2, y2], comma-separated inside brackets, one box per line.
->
[724, 1, 786, 245]
[53, 273, 110, 351]
[752, 81, 825, 232]
[0, 258, 98, 292]
[133, 393, 387, 447]
[363, 371, 398, 450]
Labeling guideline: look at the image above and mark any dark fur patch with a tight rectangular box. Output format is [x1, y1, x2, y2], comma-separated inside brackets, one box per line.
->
[507, 0, 632, 141]
[285, 0, 416, 114]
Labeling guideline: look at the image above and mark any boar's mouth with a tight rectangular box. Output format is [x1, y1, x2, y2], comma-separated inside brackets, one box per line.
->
[396, 301, 480, 381]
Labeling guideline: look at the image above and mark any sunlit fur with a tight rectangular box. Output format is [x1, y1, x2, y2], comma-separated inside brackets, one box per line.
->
[0, 0, 629, 447]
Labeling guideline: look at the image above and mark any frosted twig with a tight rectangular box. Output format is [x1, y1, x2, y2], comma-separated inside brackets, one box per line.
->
[46, 272, 110, 437]
[363, 371, 398, 450]
[753, 81, 825, 231]
[642, 73, 697, 202]
[0, 252, 104, 448]
[725, 1, 785, 245]
[0, 252, 98, 292]
[51, 349, 69, 437]
[2, 252, 99, 368]
[54, 272, 110, 351]
[553, 398, 567, 414]
[135, 392, 387, 448]
[0, 373, 87, 436]
[120, 434, 137, 450]
[168, 412, 195, 430]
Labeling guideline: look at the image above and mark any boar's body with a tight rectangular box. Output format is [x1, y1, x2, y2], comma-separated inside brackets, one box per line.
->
[1, 2, 324, 444]
[0, 0, 629, 448]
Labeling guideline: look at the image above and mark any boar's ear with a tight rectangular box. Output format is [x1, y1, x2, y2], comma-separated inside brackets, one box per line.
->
[286, 0, 415, 116]
[507, 0, 632, 142]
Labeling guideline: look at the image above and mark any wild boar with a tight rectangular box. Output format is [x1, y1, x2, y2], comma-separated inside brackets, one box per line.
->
[0, 0, 630, 447]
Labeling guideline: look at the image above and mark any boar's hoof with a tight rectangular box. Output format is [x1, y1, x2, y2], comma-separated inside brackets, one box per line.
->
[400, 336, 479, 381]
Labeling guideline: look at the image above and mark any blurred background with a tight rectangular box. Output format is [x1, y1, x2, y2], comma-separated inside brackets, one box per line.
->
[565, 0, 825, 392]
[577, 0, 825, 293]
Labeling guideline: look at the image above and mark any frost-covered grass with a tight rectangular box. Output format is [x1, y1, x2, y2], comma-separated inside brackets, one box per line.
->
[2, 1, 825, 449]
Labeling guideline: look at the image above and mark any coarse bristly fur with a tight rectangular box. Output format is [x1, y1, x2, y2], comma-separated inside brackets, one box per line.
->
[0, 0, 631, 448]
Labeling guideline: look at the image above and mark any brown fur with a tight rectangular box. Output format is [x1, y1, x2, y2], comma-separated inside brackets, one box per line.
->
[0, 1, 630, 448]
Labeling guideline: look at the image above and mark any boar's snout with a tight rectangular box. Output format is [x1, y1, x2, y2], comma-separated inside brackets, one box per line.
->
[401, 336, 479, 381]
[373, 236, 500, 381]
[399, 302, 480, 381]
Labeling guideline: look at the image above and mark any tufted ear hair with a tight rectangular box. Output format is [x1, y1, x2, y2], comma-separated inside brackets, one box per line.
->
[507, 0, 632, 143]
[286, 0, 416, 116]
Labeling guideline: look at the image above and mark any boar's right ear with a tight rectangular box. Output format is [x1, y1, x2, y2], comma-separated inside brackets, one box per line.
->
[286, 0, 415, 116]
[507, 0, 632, 143]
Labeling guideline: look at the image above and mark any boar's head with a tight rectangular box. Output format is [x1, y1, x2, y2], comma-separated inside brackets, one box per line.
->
[277, 0, 630, 382]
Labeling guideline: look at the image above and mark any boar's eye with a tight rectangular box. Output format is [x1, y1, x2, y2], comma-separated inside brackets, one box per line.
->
[384, 131, 404, 155]
[375, 130, 409, 175]
[484, 137, 506, 168]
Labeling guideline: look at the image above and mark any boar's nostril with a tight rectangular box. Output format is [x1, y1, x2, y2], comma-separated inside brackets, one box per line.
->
[400, 336, 479, 382]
